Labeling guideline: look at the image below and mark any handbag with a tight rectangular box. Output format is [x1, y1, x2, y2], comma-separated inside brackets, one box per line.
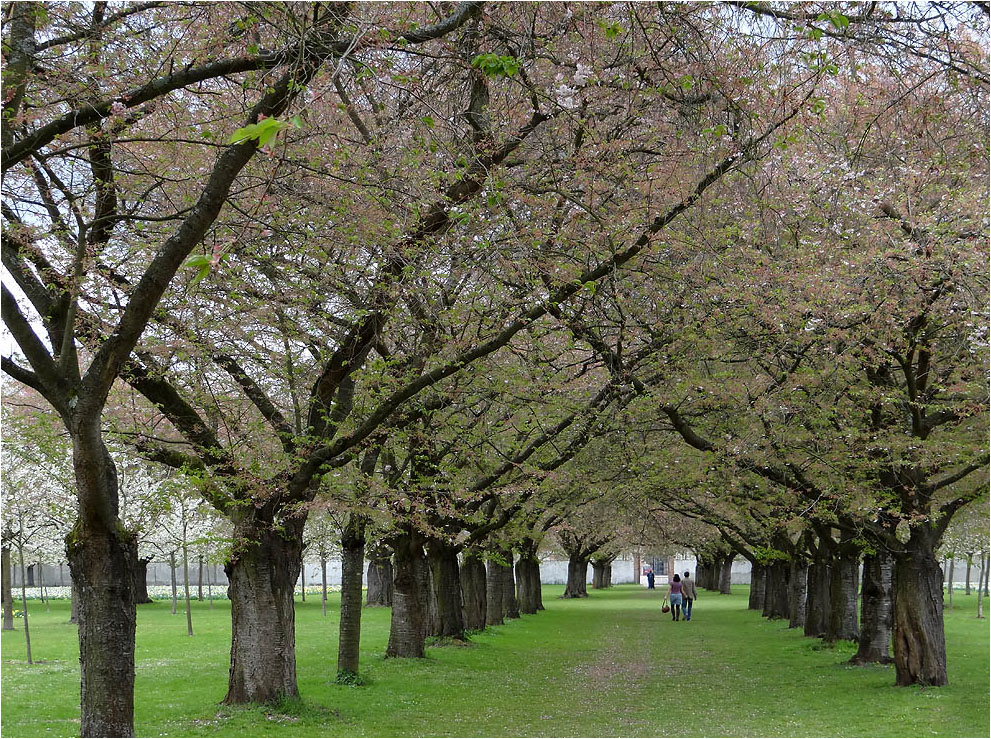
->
[661, 602, 670, 613]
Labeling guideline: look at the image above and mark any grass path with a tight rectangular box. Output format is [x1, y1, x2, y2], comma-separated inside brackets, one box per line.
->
[1, 584, 988, 737]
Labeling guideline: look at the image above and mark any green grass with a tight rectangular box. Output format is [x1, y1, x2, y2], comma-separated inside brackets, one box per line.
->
[2, 585, 988, 737]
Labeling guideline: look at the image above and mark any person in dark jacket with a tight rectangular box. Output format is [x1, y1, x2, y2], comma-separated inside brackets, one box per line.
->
[646, 567, 655, 589]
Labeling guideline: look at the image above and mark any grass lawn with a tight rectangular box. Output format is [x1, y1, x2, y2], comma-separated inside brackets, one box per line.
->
[1, 584, 988, 737]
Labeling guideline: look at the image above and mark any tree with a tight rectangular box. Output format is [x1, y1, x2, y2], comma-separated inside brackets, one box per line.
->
[2, 3, 346, 731]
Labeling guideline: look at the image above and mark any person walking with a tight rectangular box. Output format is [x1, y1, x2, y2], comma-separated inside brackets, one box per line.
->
[665, 573, 684, 621]
[682, 570, 698, 621]
[646, 568, 655, 589]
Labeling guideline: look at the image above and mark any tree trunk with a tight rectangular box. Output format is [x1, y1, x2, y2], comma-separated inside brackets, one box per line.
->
[460, 549, 487, 630]
[320, 555, 328, 618]
[964, 554, 972, 596]
[300, 561, 306, 603]
[945, 557, 954, 611]
[169, 551, 178, 615]
[718, 555, 734, 594]
[978, 553, 986, 619]
[561, 555, 589, 598]
[850, 549, 894, 665]
[2, 546, 14, 631]
[365, 545, 394, 607]
[788, 558, 808, 629]
[18, 542, 33, 664]
[762, 560, 790, 620]
[892, 528, 947, 686]
[182, 539, 193, 637]
[386, 531, 427, 658]
[134, 557, 153, 604]
[500, 550, 519, 619]
[426, 539, 467, 641]
[70, 580, 80, 624]
[592, 560, 607, 589]
[981, 552, 991, 598]
[515, 540, 543, 615]
[485, 556, 505, 626]
[748, 563, 766, 611]
[337, 516, 366, 678]
[222, 509, 304, 704]
[197, 555, 204, 601]
[66, 431, 137, 737]
[805, 545, 832, 638]
[826, 546, 860, 643]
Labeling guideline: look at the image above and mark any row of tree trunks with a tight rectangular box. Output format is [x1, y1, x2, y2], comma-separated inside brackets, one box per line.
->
[748, 533, 899, 670]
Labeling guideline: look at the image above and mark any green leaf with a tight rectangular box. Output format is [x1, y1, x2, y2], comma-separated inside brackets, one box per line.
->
[471, 54, 520, 78]
[421, 115, 435, 128]
[184, 255, 212, 284]
[228, 117, 291, 147]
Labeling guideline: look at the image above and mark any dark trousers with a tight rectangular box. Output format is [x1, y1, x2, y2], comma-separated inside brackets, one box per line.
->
[684, 597, 693, 620]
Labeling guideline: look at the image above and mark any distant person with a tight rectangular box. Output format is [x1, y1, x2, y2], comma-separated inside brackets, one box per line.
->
[665, 573, 684, 621]
[646, 568, 655, 589]
[682, 570, 697, 621]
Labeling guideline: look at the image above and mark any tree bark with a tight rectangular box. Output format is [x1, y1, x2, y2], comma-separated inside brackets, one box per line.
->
[182, 538, 193, 637]
[485, 556, 505, 625]
[718, 555, 734, 594]
[386, 530, 427, 658]
[197, 555, 204, 601]
[827, 545, 860, 643]
[748, 563, 766, 611]
[222, 508, 304, 704]
[70, 580, 80, 624]
[320, 555, 328, 617]
[561, 555, 589, 598]
[426, 539, 467, 641]
[592, 560, 608, 589]
[169, 550, 178, 615]
[2, 546, 14, 630]
[66, 432, 137, 738]
[515, 539, 543, 614]
[365, 544, 393, 607]
[964, 554, 972, 596]
[893, 528, 947, 686]
[850, 549, 894, 665]
[337, 516, 365, 678]
[460, 548, 487, 630]
[945, 557, 954, 611]
[762, 560, 790, 620]
[788, 557, 808, 629]
[500, 549, 519, 619]
[804, 542, 832, 638]
[134, 556, 152, 604]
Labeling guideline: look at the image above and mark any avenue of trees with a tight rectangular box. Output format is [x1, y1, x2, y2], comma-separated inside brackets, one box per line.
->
[1, 2, 987, 737]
